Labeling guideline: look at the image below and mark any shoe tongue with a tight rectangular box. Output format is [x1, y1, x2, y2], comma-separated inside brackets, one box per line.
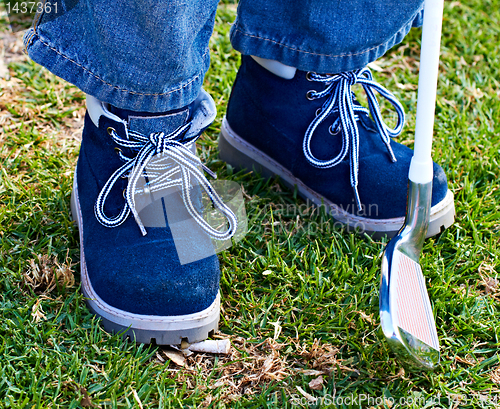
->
[128, 110, 189, 136]
[108, 105, 191, 136]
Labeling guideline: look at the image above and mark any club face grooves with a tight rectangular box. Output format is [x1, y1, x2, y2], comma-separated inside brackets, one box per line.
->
[394, 251, 439, 351]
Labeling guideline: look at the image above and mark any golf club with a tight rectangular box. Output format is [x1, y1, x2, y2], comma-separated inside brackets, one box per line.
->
[379, 0, 445, 370]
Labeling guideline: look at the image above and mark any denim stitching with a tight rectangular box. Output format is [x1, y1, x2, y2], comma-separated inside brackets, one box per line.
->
[23, 30, 35, 47]
[31, 33, 208, 97]
[23, 0, 46, 48]
[233, 29, 381, 58]
[232, 6, 422, 59]
[32, 0, 46, 33]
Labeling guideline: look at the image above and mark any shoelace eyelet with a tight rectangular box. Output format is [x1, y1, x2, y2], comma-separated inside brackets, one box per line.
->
[315, 108, 322, 117]
[306, 72, 315, 82]
[114, 147, 122, 155]
[328, 126, 339, 136]
[107, 127, 115, 136]
[306, 90, 315, 100]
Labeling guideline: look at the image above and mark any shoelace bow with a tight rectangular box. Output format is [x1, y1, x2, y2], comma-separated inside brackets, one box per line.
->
[95, 124, 237, 239]
[303, 67, 405, 211]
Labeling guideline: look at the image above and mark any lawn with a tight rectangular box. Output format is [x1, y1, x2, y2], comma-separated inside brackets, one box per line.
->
[1, 0, 499, 407]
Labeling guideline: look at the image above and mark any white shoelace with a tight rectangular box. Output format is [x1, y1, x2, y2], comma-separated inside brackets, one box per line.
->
[303, 67, 405, 210]
[94, 124, 237, 239]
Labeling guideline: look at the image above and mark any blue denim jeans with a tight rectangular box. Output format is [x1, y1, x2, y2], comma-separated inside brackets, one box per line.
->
[24, 0, 423, 112]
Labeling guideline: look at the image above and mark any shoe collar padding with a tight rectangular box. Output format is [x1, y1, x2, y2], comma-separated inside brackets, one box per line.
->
[85, 89, 217, 139]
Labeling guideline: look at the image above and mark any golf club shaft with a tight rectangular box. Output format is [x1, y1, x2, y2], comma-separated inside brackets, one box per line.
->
[409, 0, 445, 185]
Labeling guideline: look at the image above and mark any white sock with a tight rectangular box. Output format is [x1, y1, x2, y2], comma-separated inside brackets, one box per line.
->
[251, 56, 297, 79]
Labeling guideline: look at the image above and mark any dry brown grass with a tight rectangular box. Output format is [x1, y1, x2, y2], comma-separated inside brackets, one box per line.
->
[24, 252, 75, 294]
[153, 336, 358, 405]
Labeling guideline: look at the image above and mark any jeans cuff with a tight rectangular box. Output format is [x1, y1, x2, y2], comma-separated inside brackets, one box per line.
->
[23, 29, 204, 113]
[230, 7, 424, 74]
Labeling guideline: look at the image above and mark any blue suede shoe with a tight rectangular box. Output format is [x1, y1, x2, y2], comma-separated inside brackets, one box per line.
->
[220, 55, 454, 237]
[71, 90, 236, 344]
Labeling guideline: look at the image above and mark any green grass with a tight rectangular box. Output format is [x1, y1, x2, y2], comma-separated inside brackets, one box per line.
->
[1, 0, 500, 407]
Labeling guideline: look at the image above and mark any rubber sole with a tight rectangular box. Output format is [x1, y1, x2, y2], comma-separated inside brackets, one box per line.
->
[219, 117, 455, 238]
[70, 170, 220, 345]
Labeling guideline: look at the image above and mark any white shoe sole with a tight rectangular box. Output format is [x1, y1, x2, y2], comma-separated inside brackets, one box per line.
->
[70, 169, 220, 345]
[219, 117, 455, 238]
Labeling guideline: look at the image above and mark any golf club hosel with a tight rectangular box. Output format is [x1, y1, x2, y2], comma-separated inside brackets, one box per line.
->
[400, 180, 432, 259]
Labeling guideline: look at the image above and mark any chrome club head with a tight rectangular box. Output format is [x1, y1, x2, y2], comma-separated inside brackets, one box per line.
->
[380, 180, 440, 370]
